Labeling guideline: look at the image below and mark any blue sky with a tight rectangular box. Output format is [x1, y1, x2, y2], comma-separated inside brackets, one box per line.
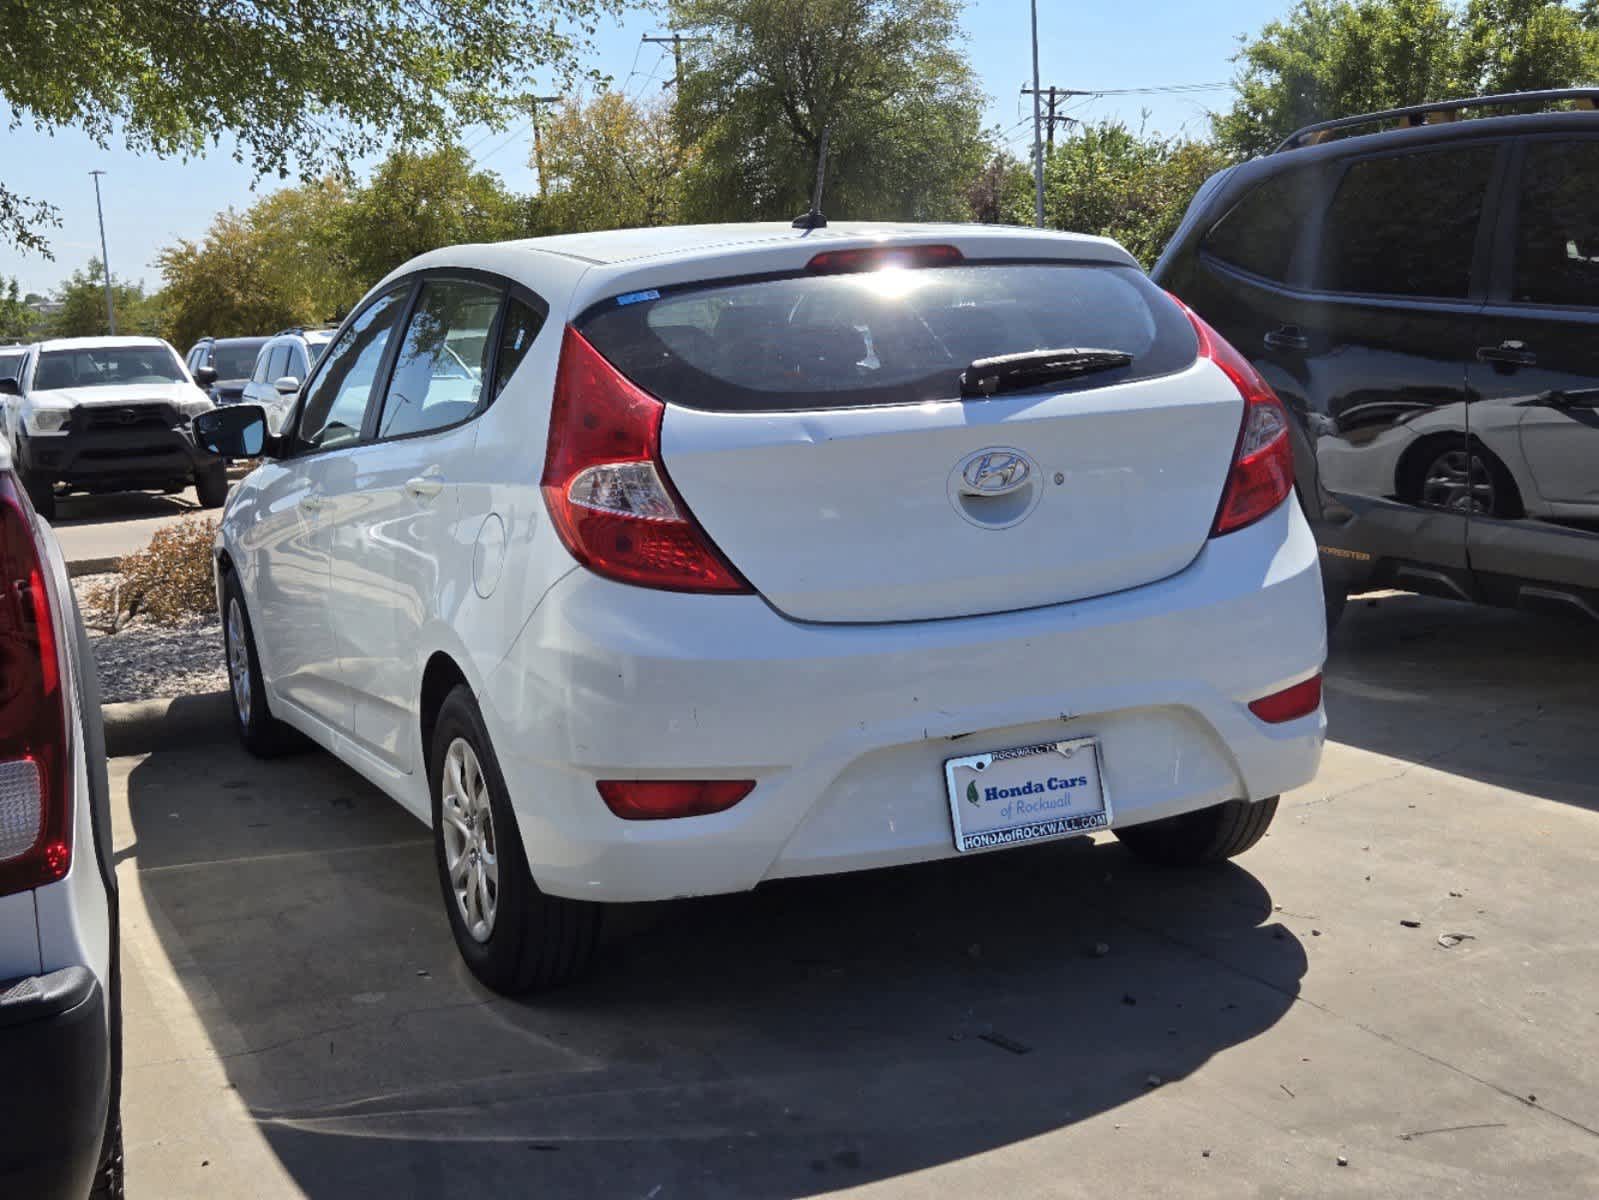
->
[0, 0, 1282, 297]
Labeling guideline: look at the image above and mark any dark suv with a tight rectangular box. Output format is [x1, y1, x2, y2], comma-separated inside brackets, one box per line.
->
[1154, 88, 1599, 627]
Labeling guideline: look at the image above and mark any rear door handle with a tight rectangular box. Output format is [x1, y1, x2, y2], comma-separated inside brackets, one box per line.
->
[405, 471, 444, 500]
[1477, 340, 1537, 368]
[1263, 325, 1309, 351]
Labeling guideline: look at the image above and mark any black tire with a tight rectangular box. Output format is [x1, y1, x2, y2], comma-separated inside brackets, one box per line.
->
[194, 461, 229, 508]
[88, 1122, 124, 1200]
[1113, 796, 1279, 866]
[429, 685, 601, 994]
[21, 469, 55, 519]
[221, 569, 304, 757]
[1324, 586, 1347, 633]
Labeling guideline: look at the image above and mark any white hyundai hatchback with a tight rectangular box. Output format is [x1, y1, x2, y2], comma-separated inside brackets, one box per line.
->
[195, 223, 1327, 993]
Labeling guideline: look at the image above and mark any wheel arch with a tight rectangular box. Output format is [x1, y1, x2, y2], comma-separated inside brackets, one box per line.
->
[420, 651, 473, 780]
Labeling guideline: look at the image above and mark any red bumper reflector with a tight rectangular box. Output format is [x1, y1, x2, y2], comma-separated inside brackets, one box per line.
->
[1248, 674, 1323, 723]
[597, 779, 756, 821]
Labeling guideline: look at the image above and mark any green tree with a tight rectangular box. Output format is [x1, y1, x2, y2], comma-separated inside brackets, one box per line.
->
[1000, 121, 1233, 268]
[671, 0, 987, 222]
[0, 0, 616, 252]
[337, 146, 530, 285]
[540, 92, 693, 231]
[0, 278, 36, 341]
[48, 260, 165, 339]
[158, 180, 359, 350]
[1216, 0, 1599, 157]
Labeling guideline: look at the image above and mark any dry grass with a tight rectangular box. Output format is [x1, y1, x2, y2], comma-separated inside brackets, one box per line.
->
[85, 517, 219, 632]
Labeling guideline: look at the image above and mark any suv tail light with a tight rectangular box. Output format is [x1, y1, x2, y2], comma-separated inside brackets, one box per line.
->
[1169, 295, 1295, 536]
[0, 474, 71, 896]
[541, 326, 749, 593]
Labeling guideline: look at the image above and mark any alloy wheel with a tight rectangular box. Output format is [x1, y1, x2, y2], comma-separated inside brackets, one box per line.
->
[440, 737, 499, 943]
[226, 598, 251, 725]
[1421, 449, 1495, 514]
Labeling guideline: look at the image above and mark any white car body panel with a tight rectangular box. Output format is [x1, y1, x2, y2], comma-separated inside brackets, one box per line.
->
[219, 222, 1326, 906]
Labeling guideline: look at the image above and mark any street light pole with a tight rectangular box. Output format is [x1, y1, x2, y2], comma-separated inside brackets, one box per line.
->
[89, 170, 116, 334]
[1029, 0, 1045, 228]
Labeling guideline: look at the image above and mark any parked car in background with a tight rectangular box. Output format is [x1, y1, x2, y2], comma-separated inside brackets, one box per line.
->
[0, 337, 225, 518]
[0, 345, 27, 386]
[239, 328, 335, 435]
[0, 435, 122, 1198]
[184, 336, 269, 406]
[195, 223, 1326, 994]
[1155, 88, 1599, 627]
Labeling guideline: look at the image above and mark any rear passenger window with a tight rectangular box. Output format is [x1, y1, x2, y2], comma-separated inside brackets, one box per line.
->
[376, 279, 501, 439]
[1203, 167, 1331, 282]
[493, 298, 544, 397]
[1512, 140, 1599, 307]
[1313, 145, 1497, 299]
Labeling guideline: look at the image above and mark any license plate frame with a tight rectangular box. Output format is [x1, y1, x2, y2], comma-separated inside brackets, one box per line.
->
[944, 736, 1111, 854]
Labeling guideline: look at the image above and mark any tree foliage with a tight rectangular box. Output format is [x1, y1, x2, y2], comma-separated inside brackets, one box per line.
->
[0, 278, 36, 341]
[156, 181, 358, 351]
[0, 0, 617, 252]
[993, 122, 1233, 267]
[47, 259, 164, 338]
[337, 146, 530, 284]
[540, 92, 693, 230]
[1216, 0, 1599, 156]
[671, 0, 987, 221]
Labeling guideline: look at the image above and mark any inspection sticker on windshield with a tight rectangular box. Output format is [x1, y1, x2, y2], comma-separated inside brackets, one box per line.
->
[944, 737, 1110, 853]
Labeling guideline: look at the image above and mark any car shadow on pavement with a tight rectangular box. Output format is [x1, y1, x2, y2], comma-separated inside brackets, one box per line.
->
[124, 743, 1304, 1200]
[53, 489, 199, 526]
[1325, 592, 1599, 813]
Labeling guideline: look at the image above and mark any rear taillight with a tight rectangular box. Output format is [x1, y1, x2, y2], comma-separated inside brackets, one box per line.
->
[597, 779, 756, 820]
[0, 473, 71, 896]
[1169, 295, 1295, 536]
[1248, 673, 1323, 723]
[541, 326, 750, 593]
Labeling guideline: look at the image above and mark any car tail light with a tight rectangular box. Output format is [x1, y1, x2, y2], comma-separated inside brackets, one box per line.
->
[597, 779, 756, 820]
[1168, 295, 1295, 536]
[0, 473, 71, 896]
[1248, 674, 1323, 723]
[541, 326, 749, 593]
[806, 244, 964, 274]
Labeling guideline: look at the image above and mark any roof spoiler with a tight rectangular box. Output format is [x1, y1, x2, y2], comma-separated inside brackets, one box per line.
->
[1275, 87, 1599, 153]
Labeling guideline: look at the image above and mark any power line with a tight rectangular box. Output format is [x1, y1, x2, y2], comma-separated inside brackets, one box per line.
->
[1056, 81, 1234, 97]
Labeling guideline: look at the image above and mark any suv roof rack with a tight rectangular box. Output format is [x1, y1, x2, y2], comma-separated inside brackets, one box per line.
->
[1275, 87, 1599, 153]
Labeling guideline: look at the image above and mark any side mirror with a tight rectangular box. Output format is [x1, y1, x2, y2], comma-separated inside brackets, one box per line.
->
[193, 404, 277, 459]
[0, 379, 20, 397]
[273, 375, 301, 395]
[193, 365, 218, 387]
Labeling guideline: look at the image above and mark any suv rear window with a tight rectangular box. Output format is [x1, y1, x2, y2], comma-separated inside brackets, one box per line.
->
[1203, 165, 1335, 283]
[577, 263, 1196, 412]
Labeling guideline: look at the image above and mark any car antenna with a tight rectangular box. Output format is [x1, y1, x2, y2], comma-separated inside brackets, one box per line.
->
[792, 124, 832, 231]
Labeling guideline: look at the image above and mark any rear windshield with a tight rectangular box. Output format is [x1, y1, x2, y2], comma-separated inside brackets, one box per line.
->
[212, 340, 266, 379]
[578, 262, 1196, 412]
[33, 345, 184, 391]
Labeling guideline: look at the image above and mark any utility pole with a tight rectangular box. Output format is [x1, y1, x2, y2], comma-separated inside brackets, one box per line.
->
[1028, 0, 1044, 227]
[642, 32, 710, 90]
[89, 170, 115, 334]
[1022, 85, 1071, 148]
[527, 94, 563, 196]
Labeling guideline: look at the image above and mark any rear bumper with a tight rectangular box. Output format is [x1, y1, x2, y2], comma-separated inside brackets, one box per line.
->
[18, 424, 217, 488]
[0, 967, 110, 1200]
[485, 500, 1327, 902]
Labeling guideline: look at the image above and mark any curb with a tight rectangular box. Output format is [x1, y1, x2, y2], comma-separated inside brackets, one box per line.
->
[68, 556, 122, 579]
[103, 691, 234, 758]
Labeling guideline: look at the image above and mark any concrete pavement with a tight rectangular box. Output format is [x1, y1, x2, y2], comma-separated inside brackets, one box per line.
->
[51, 488, 207, 570]
[110, 594, 1599, 1198]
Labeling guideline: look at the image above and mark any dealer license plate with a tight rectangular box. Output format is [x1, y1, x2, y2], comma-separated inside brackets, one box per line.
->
[944, 737, 1111, 853]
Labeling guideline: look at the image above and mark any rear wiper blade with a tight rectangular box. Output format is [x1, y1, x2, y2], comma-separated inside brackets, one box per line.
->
[960, 347, 1133, 398]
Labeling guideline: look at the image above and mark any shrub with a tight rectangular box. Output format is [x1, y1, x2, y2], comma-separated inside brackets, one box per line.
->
[86, 517, 218, 630]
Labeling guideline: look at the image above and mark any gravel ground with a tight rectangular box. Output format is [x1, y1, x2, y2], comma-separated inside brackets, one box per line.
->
[73, 573, 228, 704]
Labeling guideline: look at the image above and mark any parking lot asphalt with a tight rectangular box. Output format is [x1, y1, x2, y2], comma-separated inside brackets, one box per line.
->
[110, 593, 1599, 1199]
[51, 488, 206, 568]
